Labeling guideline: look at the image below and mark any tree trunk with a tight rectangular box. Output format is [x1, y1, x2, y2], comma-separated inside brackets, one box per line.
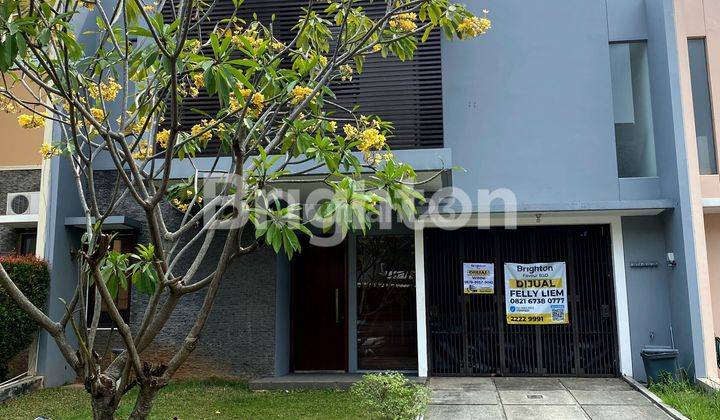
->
[129, 386, 160, 420]
[91, 394, 117, 420]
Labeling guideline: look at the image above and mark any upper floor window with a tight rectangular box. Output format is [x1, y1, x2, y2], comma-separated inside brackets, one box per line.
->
[610, 42, 657, 178]
[162, 0, 443, 154]
[688, 38, 718, 175]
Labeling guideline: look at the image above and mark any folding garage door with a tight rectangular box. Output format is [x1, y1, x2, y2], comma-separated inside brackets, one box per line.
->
[424, 225, 619, 376]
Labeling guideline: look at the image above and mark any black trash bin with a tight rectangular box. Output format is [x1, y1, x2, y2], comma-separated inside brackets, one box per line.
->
[641, 346, 679, 383]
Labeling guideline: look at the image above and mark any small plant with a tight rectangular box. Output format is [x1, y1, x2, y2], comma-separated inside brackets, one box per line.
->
[350, 372, 430, 420]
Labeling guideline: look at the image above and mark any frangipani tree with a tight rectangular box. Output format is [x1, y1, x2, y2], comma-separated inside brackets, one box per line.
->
[0, 0, 489, 418]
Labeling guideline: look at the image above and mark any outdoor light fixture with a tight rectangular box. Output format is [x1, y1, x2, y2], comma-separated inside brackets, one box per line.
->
[667, 252, 677, 268]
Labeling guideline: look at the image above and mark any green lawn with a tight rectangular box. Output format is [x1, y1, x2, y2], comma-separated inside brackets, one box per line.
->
[0, 379, 368, 419]
[650, 380, 720, 420]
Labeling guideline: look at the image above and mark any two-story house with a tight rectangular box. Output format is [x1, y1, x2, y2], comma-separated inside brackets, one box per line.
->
[25, 0, 720, 388]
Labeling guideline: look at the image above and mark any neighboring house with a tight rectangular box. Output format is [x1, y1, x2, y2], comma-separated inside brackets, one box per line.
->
[0, 83, 48, 257]
[26, 0, 720, 388]
[676, 0, 720, 379]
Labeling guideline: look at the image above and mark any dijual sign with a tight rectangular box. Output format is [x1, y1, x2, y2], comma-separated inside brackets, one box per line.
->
[504, 262, 568, 325]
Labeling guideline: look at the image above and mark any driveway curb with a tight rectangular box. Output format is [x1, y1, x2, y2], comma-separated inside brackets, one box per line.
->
[622, 375, 688, 420]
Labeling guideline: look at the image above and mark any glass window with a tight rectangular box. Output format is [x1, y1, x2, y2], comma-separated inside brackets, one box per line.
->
[356, 235, 417, 370]
[18, 230, 36, 255]
[610, 42, 658, 178]
[688, 39, 718, 175]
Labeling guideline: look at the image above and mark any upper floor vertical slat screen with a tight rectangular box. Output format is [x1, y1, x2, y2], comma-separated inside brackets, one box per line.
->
[161, 0, 443, 153]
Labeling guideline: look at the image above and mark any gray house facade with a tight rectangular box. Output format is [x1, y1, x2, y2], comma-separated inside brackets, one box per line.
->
[30, 0, 720, 387]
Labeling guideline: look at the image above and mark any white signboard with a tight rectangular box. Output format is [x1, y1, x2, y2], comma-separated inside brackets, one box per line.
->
[504, 262, 568, 325]
[463, 263, 494, 294]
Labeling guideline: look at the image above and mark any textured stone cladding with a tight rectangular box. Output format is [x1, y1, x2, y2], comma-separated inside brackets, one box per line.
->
[0, 169, 41, 254]
[91, 171, 277, 378]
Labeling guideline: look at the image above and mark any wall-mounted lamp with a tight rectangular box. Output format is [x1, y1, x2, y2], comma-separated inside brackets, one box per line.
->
[667, 252, 677, 268]
[536, 213, 542, 223]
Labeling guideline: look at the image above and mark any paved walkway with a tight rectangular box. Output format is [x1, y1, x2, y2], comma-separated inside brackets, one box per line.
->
[427, 377, 672, 420]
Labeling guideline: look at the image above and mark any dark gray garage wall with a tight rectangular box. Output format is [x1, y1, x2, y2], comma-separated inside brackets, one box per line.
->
[0, 169, 41, 254]
[92, 171, 277, 378]
[622, 216, 674, 382]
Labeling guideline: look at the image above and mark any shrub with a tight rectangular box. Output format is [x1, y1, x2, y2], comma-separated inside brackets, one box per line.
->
[0, 255, 50, 381]
[350, 372, 430, 420]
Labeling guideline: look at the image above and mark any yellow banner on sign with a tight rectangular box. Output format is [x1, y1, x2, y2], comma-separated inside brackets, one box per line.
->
[506, 312, 569, 325]
[508, 278, 563, 289]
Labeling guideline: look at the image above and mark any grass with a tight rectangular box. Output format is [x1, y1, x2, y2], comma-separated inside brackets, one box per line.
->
[0, 379, 369, 419]
[650, 379, 720, 420]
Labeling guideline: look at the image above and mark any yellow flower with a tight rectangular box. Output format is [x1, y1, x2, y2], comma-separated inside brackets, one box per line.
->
[457, 16, 492, 38]
[358, 127, 386, 152]
[192, 73, 204, 89]
[291, 85, 314, 105]
[271, 41, 285, 51]
[191, 120, 214, 145]
[327, 121, 337, 133]
[39, 143, 61, 159]
[90, 107, 106, 121]
[184, 39, 202, 54]
[130, 116, 148, 136]
[18, 114, 45, 129]
[372, 44, 382, 53]
[251, 92, 265, 110]
[0, 97, 16, 113]
[389, 13, 417, 32]
[340, 64, 353, 81]
[131, 140, 152, 160]
[343, 124, 358, 138]
[318, 55, 328, 67]
[81, 0, 94, 10]
[88, 78, 122, 101]
[156, 129, 171, 148]
[143, 4, 154, 11]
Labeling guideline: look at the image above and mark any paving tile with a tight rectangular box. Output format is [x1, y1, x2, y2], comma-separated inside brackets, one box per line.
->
[583, 404, 672, 419]
[499, 390, 575, 405]
[426, 404, 505, 420]
[494, 377, 564, 391]
[429, 377, 496, 390]
[504, 404, 589, 420]
[431, 389, 499, 405]
[571, 390, 652, 405]
[560, 378, 633, 391]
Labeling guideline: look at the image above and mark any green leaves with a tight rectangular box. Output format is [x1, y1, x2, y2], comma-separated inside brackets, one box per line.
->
[96, 244, 159, 298]
[129, 244, 159, 295]
[98, 251, 130, 300]
[253, 203, 311, 258]
[317, 178, 383, 236]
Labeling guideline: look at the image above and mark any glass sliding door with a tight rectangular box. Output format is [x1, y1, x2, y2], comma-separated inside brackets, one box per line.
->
[356, 235, 417, 370]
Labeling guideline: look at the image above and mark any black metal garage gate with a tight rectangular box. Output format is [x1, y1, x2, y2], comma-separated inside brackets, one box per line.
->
[424, 225, 619, 377]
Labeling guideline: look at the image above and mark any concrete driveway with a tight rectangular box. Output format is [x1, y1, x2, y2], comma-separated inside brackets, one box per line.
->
[427, 377, 672, 420]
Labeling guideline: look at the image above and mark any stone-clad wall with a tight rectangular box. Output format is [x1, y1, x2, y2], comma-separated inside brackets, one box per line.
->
[0, 169, 41, 254]
[92, 171, 277, 378]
